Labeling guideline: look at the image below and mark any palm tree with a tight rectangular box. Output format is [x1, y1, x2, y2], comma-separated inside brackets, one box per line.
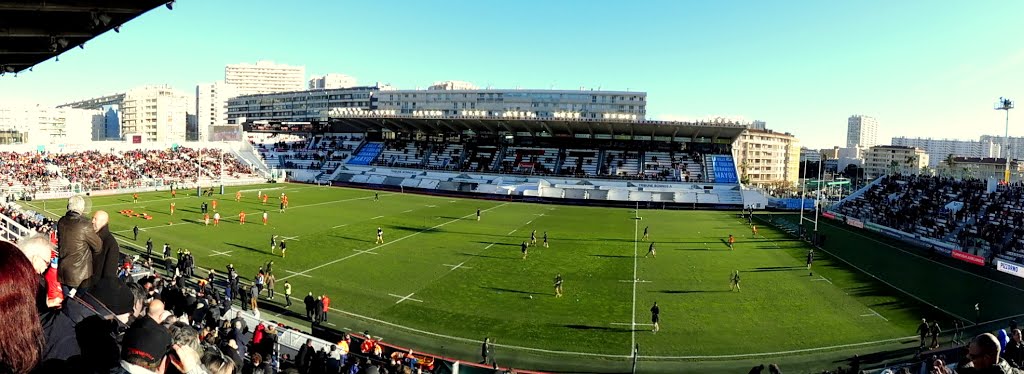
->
[944, 154, 956, 177]
[905, 156, 917, 175]
[889, 160, 900, 176]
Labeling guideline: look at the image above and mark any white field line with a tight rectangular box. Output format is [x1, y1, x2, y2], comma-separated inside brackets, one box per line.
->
[332, 224, 348, 228]
[114, 235, 937, 358]
[507, 229, 517, 235]
[388, 293, 423, 304]
[484, 243, 496, 249]
[371, 216, 385, 220]
[869, 308, 889, 322]
[630, 206, 640, 355]
[114, 222, 190, 233]
[287, 194, 395, 210]
[277, 203, 508, 281]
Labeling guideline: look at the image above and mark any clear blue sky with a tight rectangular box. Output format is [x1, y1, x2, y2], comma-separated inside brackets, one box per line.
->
[2, 0, 1022, 148]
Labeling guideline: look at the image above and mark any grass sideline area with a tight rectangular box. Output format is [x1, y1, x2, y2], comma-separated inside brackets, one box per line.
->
[22, 183, 989, 373]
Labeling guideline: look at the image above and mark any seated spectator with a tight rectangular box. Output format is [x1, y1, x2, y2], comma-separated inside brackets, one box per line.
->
[111, 317, 172, 374]
[0, 239, 44, 374]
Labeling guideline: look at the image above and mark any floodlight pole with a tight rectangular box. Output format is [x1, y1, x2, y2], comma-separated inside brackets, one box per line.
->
[815, 155, 824, 233]
[799, 158, 807, 232]
[996, 98, 1014, 183]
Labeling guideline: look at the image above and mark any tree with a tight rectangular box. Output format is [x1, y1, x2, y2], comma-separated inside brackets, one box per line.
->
[944, 154, 956, 177]
[889, 160, 900, 175]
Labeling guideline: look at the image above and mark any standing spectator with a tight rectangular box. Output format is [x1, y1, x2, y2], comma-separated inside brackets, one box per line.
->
[90, 210, 121, 283]
[930, 320, 942, 349]
[0, 240, 45, 374]
[304, 292, 316, 321]
[327, 345, 342, 373]
[57, 195, 103, 295]
[266, 272, 276, 300]
[132, 225, 139, 241]
[145, 238, 153, 259]
[315, 296, 325, 324]
[322, 294, 331, 322]
[481, 337, 490, 364]
[249, 284, 260, 317]
[917, 318, 930, 349]
[284, 281, 292, 307]
[296, 339, 314, 373]
[243, 353, 271, 374]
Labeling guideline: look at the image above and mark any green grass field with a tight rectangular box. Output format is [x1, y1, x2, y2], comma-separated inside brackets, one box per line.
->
[27, 183, 1018, 372]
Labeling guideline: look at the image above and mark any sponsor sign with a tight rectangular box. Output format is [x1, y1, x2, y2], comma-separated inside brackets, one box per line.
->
[952, 250, 985, 266]
[636, 183, 675, 188]
[846, 217, 864, 229]
[822, 211, 835, 219]
[996, 259, 1024, 279]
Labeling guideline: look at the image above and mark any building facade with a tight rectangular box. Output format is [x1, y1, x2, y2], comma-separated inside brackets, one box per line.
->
[948, 157, 1023, 180]
[226, 86, 382, 124]
[799, 147, 821, 162]
[891, 136, 997, 167]
[733, 129, 800, 186]
[308, 74, 358, 90]
[428, 80, 478, 91]
[375, 89, 647, 120]
[225, 61, 305, 95]
[196, 81, 240, 141]
[979, 135, 1024, 162]
[0, 105, 103, 144]
[120, 85, 191, 143]
[862, 145, 929, 179]
[847, 115, 879, 148]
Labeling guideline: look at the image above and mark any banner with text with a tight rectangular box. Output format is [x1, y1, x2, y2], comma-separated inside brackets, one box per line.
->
[996, 259, 1024, 279]
[952, 250, 986, 266]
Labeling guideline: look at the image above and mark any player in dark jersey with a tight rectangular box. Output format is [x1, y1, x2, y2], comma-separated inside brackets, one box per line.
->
[280, 239, 287, 258]
[806, 249, 814, 276]
[476, 208, 481, 221]
[642, 226, 649, 241]
[650, 302, 660, 333]
[554, 274, 563, 297]
[521, 241, 528, 259]
[645, 242, 656, 258]
[530, 230, 537, 246]
[270, 235, 277, 254]
[543, 231, 549, 248]
[374, 192, 379, 201]
[376, 227, 384, 244]
[730, 270, 741, 292]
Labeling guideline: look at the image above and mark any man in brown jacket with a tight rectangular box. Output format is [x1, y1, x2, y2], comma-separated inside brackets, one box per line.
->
[57, 195, 102, 296]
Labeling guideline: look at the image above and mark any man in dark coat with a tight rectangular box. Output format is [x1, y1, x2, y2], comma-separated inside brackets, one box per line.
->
[89, 211, 121, 283]
[296, 338, 314, 373]
[57, 195, 103, 295]
[304, 292, 316, 321]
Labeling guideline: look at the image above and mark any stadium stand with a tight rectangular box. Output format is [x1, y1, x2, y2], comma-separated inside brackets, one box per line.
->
[0, 147, 258, 195]
[834, 174, 1024, 268]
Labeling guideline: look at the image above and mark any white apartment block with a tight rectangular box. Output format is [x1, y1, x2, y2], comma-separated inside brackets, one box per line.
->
[733, 129, 800, 186]
[891, 137, 997, 167]
[428, 80, 478, 91]
[309, 74, 357, 90]
[847, 115, 879, 148]
[196, 81, 240, 141]
[226, 86, 381, 124]
[225, 61, 305, 95]
[375, 89, 647, 120]
[120, 85, 191, 143]
[863, 145, 929, 179]
[0, 105, 102, 145]
[979, 135, 1024, 161]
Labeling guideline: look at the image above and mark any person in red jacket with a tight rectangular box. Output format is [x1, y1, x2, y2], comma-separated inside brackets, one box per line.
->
[322, 294, 331, 322]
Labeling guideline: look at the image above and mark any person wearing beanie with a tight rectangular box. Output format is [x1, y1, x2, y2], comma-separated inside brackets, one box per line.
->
[112, 318, 172, 374]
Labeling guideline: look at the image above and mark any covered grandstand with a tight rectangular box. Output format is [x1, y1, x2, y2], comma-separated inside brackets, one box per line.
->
[243, 113, 762, 208]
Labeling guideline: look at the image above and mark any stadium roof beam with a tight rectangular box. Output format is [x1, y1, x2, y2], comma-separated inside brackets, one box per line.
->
[0, 1, 170, 73]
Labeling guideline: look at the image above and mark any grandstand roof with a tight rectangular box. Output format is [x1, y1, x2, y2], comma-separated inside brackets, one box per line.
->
[0, 0, 171, 74]
[326, 115, 748, 140]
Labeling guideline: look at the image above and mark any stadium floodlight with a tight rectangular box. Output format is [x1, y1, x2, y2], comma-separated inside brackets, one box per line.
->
[996, 97, 1015, 182]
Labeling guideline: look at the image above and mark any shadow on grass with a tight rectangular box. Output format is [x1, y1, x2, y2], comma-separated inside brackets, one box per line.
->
[472, 241, 518, 247]
[482, 286, 545, 295]
[589, 254, 632, 259]
[328, 235, 373, 243]
[562, 324, 633, 333]
[651, 290, 728, 294]
[461, 252, 513, 260]
[747, 266, 804, 273]
[225, 242, 266, 255]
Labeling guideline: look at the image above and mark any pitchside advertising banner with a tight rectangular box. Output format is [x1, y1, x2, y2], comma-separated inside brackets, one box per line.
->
[952, 250, 986, 266]
[996, 259, 1024, 279]
[846, 217, 864, 228]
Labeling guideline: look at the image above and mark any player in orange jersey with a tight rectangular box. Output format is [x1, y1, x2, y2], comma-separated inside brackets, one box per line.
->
[235, 191, 242, 202]
[171, 189, 176, 198]
[262, 211, 268, 225]
[170, 202, 176, 215]
[262, 194, 269, 205]
[751, 225, 758, 238]
[211, 199, 218, 211]
[133, 193, 139, 203]
[239, 211, 246, 225]
[204, 213, 210, 226]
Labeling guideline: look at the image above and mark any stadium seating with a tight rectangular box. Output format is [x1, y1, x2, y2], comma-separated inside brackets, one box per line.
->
[347, 142, 384, 165]
[0, 148, 257, 194]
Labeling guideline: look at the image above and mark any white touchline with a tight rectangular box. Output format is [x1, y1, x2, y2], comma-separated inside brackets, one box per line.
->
[630, 205, 640, 355]
[114, 222, 190, 233]
[276, 203, 509, 281]
[288, 194, 395, 210]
